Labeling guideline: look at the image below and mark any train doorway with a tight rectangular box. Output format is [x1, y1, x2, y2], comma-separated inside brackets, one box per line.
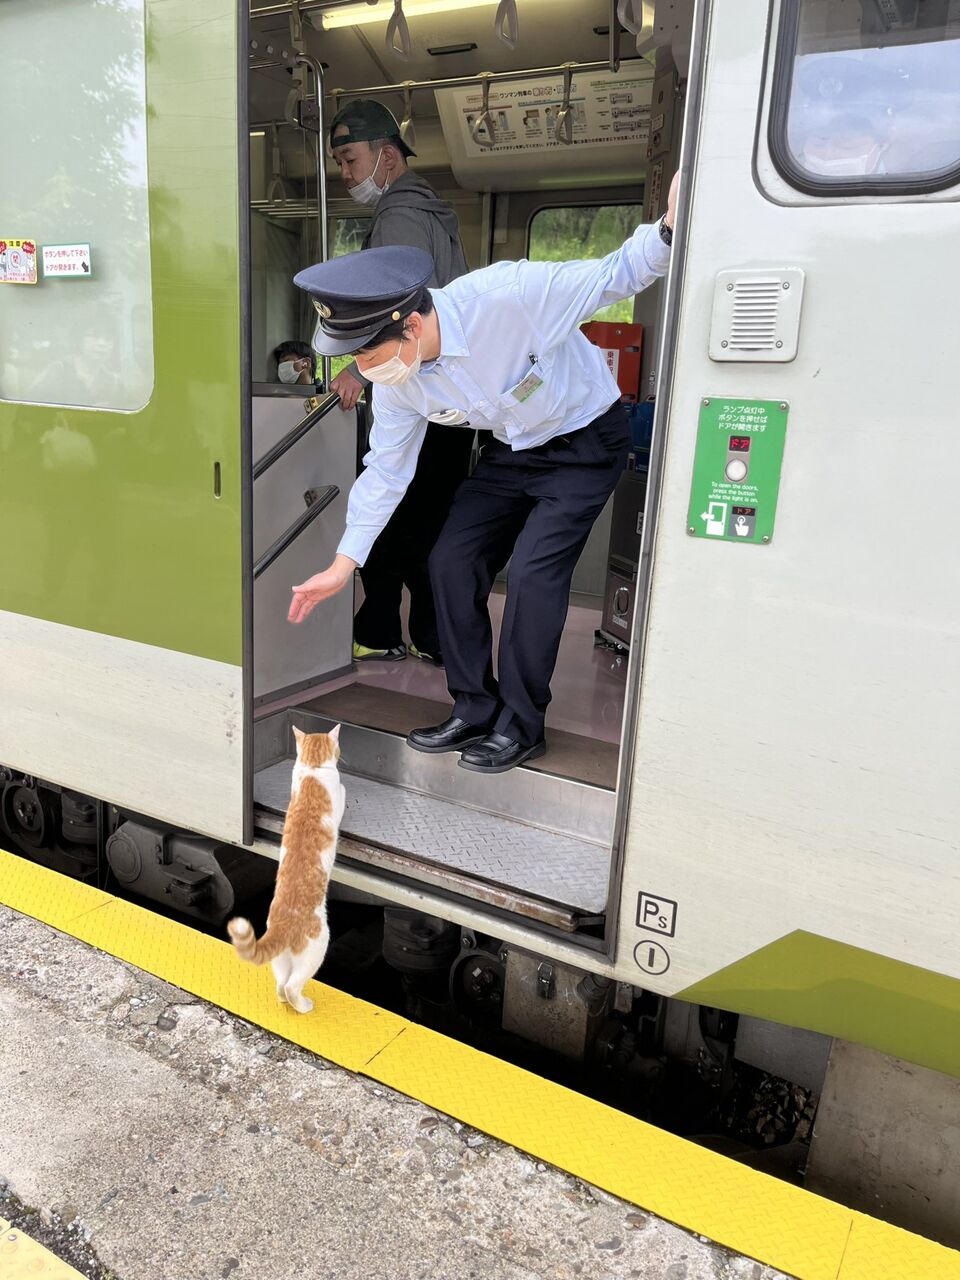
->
[243, 0, 687, 941]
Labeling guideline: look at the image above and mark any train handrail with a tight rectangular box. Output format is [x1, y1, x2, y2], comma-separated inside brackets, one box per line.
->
[253, 391, 340, 481]
[253, 484, 340, 580]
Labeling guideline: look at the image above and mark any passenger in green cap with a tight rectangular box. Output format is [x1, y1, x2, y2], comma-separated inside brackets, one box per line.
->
[328, 98, 473, 668]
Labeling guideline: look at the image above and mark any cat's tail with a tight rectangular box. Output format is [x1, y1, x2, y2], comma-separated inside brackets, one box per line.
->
[227, 917, 284, 965]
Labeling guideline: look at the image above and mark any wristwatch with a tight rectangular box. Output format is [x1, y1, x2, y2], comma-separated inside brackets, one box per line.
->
[658, 216, 673, 246]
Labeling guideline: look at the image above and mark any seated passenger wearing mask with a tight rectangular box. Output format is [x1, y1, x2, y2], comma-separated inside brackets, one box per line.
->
[274, 340, 316, 386]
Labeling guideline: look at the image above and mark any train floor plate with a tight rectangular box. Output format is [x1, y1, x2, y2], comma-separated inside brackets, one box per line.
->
[254, 759, 610, 915]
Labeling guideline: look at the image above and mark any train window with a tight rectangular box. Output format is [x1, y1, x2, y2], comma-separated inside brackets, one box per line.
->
[332, 217, 369, 257]
[0, 0, 153, 411]
[527, 205, 641, 323]
[326, 217, 371, 378]
[770, 0, 960, 197]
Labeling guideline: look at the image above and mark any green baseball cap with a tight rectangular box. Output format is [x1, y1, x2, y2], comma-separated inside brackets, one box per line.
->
[329, 98, 416, 158]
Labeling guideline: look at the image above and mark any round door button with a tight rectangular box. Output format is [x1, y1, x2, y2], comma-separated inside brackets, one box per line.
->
[725, 458, 748, 482]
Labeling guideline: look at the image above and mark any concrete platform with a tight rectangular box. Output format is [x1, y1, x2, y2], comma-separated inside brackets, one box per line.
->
[0, 905, 786, 1280]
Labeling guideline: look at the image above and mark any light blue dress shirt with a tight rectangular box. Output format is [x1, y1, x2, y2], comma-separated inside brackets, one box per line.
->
[338, 219, 671, 566]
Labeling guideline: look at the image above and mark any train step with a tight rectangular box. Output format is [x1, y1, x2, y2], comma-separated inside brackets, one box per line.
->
[253, 707, 616, 920]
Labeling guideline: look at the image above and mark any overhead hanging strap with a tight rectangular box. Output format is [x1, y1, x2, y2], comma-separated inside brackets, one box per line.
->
[555, 63, 575, 145]
[283, 0, 307, 123]
[386, 0, 411, 59]
[267, 122, 289, 204]
[607, 0, 620, 72]
[470, 73, 498, 149]
[400, 81, 417, 151]
[326, 90, 343, 157]
[617, 0, 656, 60]
[494, 0, 519, 49]
[287, 0, 304, 47]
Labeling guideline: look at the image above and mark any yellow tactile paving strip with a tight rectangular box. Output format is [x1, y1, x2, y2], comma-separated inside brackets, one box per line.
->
[2, 849, 958, 1280]
[0, 1217, 84, 1278]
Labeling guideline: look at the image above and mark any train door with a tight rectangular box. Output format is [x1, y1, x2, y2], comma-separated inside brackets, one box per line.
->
[613, 0, 960, 1066]
[0, 0, 253, 849]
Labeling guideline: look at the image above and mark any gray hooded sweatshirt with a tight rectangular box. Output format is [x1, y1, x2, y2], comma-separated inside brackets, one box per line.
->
[346, 170, 468, 386]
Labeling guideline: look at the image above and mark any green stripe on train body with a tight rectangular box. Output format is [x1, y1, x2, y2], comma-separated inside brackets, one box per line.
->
[677, 931, 960, 1079]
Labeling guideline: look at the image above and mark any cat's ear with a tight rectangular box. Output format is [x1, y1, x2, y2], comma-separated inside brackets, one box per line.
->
[328, 723, 341, 745]
[292, 724, 305, 751]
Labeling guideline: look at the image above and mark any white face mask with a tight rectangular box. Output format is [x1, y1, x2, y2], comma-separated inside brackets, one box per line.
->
[804, 144, 885, 178]
[362, 338, 422, 386]
[277, 360, 301, 384]
[348, 149, 386, 205]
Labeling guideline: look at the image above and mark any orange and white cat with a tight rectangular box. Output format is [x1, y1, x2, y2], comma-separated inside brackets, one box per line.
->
[227, 725, 345, 1013]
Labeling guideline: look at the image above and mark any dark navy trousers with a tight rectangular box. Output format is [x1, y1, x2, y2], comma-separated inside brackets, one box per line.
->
[428, 401, 629, 747]
[354, 422, 474, 655]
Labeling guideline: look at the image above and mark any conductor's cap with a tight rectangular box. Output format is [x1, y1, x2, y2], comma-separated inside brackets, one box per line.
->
[293, 246, 434, 357]
[793, 54, 899, 119]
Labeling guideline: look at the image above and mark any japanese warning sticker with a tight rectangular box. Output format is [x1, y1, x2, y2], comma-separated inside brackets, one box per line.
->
[42, 243, 92, 277]
[0, 239, 38, 285]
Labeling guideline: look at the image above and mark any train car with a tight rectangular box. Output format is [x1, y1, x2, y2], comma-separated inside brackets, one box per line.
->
[1, 0, 958, 1243]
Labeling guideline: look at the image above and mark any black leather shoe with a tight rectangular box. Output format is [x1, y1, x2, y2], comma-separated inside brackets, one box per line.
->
[407, 717, 490, 754]
[458, 732, 546, 774]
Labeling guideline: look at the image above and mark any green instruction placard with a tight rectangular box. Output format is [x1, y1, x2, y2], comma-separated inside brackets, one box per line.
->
[686, 397, 789, 545]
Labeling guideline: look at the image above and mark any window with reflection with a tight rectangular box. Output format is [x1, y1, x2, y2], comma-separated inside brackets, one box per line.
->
[772, 0, 960, 194]
[331, 217, 370, 258]
[0, 0, 153, 410]
[528, 205, 642, 323]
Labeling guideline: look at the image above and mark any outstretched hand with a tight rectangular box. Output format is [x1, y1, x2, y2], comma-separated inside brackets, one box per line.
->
[288, 555, 357, 624]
